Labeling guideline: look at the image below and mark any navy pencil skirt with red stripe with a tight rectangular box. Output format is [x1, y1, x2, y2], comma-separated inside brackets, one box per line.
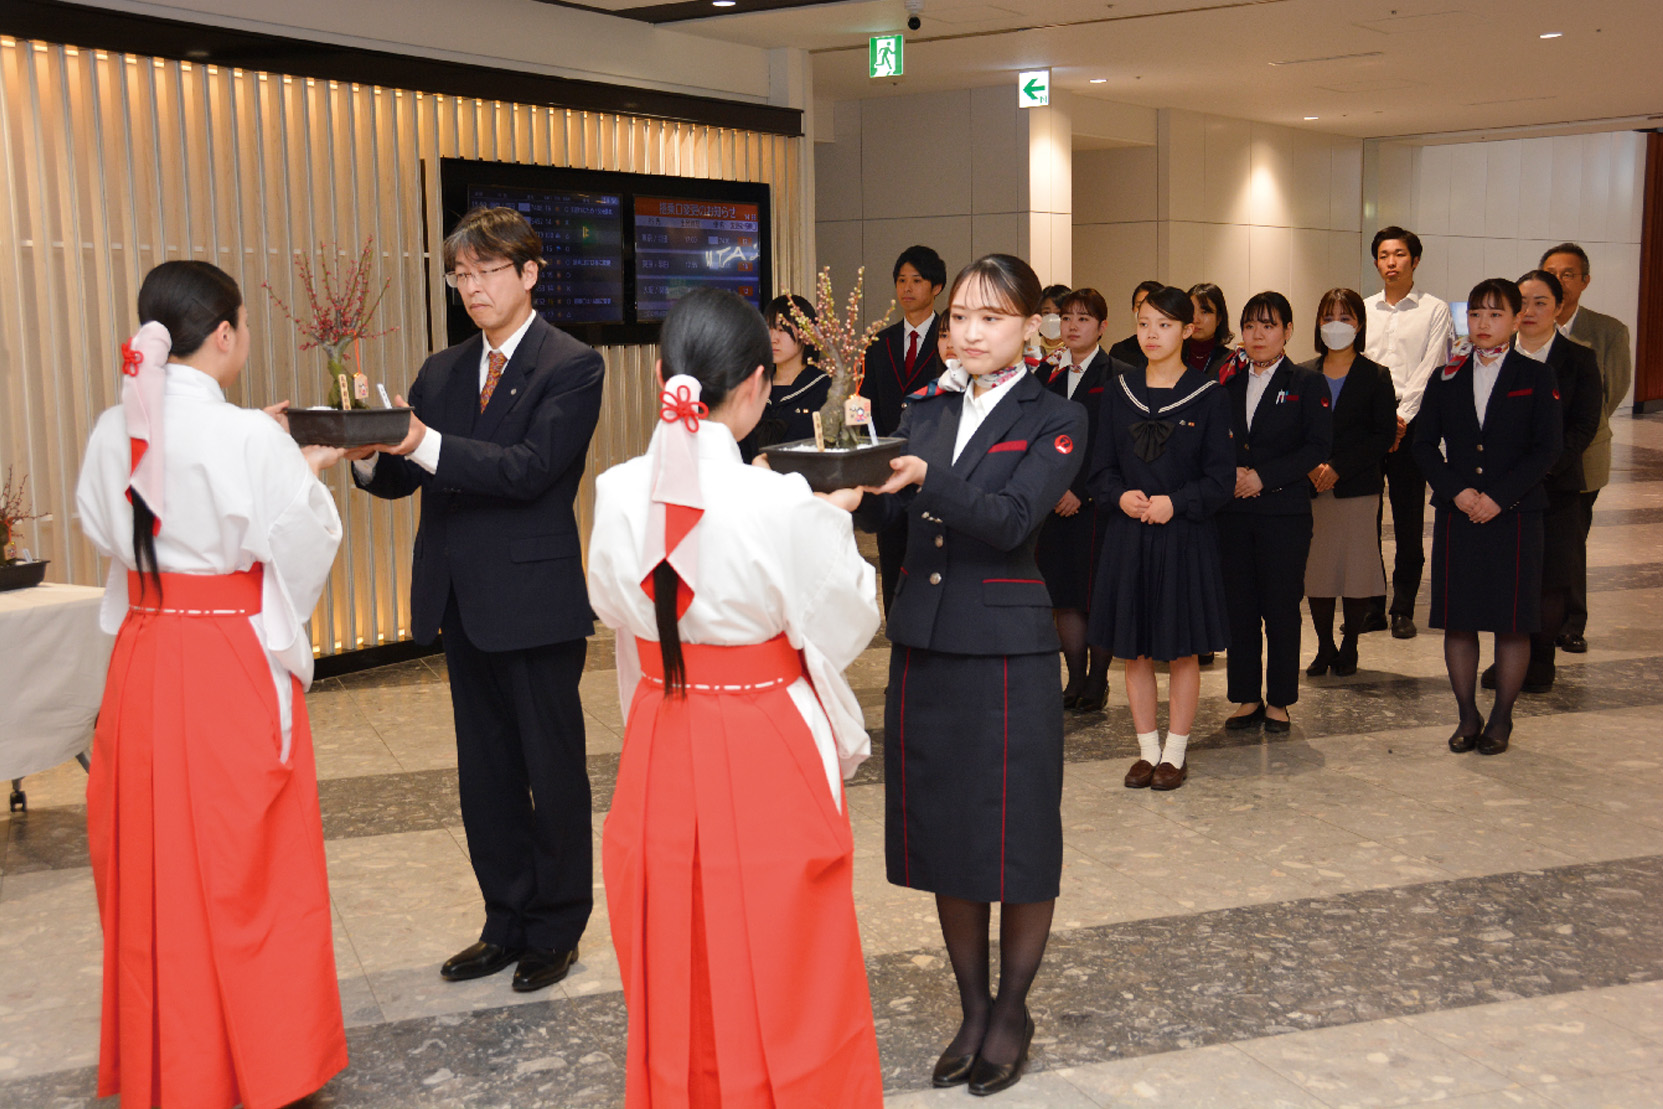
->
[1428, 506, 1544, 633]
[883, 647, 1063, 904]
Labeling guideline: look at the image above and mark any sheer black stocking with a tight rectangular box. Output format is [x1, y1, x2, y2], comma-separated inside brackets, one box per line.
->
[1309, 597, 1338, 654]
[1444, 630, 1483, 733]
[1488, 632, 1531, 740]
[935, 895, 992, 1058]
[1055, 609, 1088, 696]
[982, 899, 1055, 1065]
[1340, 597, 1370, 656]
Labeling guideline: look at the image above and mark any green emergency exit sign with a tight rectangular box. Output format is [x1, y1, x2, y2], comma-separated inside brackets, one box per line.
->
[870, 34, 904, 79]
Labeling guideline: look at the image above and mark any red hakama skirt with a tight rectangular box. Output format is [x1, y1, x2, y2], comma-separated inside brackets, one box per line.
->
[603, 635, 883, 1108]
[87, 569, 347, 1109]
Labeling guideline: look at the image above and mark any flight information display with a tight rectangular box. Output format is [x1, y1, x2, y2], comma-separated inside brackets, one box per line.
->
[466, 184, 625, 324]
[633, 196, 763, 319]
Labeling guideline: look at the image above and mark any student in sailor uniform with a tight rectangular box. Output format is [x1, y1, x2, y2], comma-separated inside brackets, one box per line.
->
[1413, 278, 1562, 756]
[1087, 286, 1235, 791]
[864, 245, 948, 613]
[752, 294, 831, 450]
[1216, 292, 1333, 734]
[1478, 270, 1601, 695]
[1034, 287, 1122, 712]
[849, 254, 1085, 1096]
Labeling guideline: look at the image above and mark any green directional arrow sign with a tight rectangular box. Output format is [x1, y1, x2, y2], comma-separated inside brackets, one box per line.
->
[1018, 69, 1050, 108]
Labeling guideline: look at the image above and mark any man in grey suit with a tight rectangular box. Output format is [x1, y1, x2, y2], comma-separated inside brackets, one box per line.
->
[1541, 242, 1633, 653]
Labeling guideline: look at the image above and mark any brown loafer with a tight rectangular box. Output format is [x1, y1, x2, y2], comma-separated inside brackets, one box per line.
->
[1150, 761, 1187, 791]
[1124, 759, 1155, 789]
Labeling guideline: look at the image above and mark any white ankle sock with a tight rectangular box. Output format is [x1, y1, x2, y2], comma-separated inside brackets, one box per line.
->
[1136, 730, 1161, 764]
[1161, 731, 1190, 768]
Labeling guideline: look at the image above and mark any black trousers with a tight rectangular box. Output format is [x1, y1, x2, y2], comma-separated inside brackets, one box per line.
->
[1378, 426, 1428, 616]
[877, 516, 908, 614]
[1217, 512, 1313, 708]
[1564, 488, 1599, 636]
[442, 597, 592, 951]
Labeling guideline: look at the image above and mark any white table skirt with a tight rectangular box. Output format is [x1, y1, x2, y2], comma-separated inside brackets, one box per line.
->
[0, 583, 113, 780]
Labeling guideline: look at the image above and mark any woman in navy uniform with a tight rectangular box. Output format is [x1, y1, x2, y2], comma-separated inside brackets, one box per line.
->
[1035, 287, 1120, 711]
[1302, 288, 1397, 677]
[1087, 286, 1234, 791]
[851, 254, 1085, 1096]
[1413, 278, 1561, 756]
[1216, 292, 1333, 734]
[1479, 270, 1601, 694]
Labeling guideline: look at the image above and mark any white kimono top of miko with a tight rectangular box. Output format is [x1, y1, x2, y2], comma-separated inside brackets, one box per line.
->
[76, 364, 344, 754]
[586, 420, 881, 809]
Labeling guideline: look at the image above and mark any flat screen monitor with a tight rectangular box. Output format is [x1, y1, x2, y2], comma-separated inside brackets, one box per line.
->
[1448, 301, 1469, 338]
[440, 158, 772, 345]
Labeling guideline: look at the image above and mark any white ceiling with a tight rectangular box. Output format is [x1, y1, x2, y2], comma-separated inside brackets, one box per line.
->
[667, 0, 1663, 140]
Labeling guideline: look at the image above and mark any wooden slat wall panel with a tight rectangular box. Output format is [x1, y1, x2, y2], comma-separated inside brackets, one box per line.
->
[0, 36, 804, 657]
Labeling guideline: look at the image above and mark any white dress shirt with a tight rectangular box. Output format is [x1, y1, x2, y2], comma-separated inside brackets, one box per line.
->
[1244, 356, 1283, 430]
[586, 421, 879, 805]
[952, 368, 1026, 462]
[1472, 350, 1506, 428]
[354, 309, 538, 480]
[1515, 334, 1553, 363]
[1558, 307, 1579, 338]
[1064, 348, 1099, 399]
[77, 364, 343, 750]
[1364, 286, 1456, 423]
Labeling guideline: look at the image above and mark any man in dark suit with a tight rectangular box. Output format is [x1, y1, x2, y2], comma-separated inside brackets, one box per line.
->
[350, 206, 604, 992]
[863, 244, 947, 611]
[1541, 243, 1634, 653]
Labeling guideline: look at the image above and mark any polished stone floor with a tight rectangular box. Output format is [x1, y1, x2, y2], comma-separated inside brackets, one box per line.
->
[3, 412, 1661, 1108]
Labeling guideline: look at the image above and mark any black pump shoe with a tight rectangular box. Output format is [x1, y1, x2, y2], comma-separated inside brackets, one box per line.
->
[1072, 683, 1108, 713]
[1306, 645, 1336, 677]
[1332, 639, 1359, 677]
[1448, 715, 1485, 754]
[968, 1010, 1035, 1097]
[931, 1049, 977, 1088]
[1225, 704, 1266, 731]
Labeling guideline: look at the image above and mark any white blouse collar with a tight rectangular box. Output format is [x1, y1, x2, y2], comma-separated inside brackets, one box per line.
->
[163, 362, 227, 402]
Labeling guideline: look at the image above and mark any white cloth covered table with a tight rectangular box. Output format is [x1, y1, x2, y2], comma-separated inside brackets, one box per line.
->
[0, 582, 112, 781]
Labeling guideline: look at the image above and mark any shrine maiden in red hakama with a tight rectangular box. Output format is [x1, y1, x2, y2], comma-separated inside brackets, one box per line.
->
[75, 308, 346, 1109]
[587, 370, 884, 1108]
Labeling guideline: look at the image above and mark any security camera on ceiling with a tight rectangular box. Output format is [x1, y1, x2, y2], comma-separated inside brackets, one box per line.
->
[905, 0, 923, 32]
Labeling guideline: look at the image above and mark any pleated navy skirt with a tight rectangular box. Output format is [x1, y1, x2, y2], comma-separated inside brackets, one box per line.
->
[1088, 514, 1231, 661]
[884, 647, 1063, 904]
[1428, 506, 1544, 633]
[1035, 504, 1103, 611]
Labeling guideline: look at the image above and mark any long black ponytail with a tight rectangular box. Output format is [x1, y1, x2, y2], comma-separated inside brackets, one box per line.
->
[652, 288, 772, 695]
[130, 261, 243, 600]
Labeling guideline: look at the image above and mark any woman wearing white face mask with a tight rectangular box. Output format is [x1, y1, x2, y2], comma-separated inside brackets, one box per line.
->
[1032, 284, 1070, 362]
[1300, 288, 1397, 676]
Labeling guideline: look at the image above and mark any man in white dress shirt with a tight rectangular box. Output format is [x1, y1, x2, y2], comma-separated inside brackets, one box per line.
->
[1364, 226, 1455, 640]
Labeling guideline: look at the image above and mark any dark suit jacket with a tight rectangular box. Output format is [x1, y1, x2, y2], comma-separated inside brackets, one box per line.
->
[1041, 347, 1119, 503]
[1298, 354, 1396, 499]
[1538, 333, 1602, 494]
[1218, 357, 1333, 516]
[853, 371, 1086, 655]
[865, 314, 943, 437]
[356, 314, 606, 651]
[1107, 333, 1147, 370]
[1412, 350, 1562, 515]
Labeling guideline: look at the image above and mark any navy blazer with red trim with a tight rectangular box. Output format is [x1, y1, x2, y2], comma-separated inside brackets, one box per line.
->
[853, 370, 1086, 655]
[1041, 347, 1124, 504]
[864, 314, 944, 437]
[355, 314, 606, 650]
[1218, 356, 1333, 516]
[1411, 349, 1562, 515]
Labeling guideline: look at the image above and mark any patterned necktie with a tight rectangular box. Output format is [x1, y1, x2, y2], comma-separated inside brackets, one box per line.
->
[905, 330, 919, 377]
[480, 349, 507, 413]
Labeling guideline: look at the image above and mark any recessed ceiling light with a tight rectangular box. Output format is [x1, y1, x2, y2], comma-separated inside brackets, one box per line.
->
[1304, 115, 1319, 120]
[1090, 78, 1107, 84]
[713, 0, 736, 6]
[1539, 31, 1562, 38]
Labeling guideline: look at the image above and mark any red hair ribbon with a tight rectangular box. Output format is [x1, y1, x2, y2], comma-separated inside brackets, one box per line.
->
[121, 340, 145, 376]
[659, 382, 708, 432]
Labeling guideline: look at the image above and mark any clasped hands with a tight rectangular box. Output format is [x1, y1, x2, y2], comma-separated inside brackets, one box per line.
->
[1308, 463, 1339, 493]
[1119, 490, 1174, 525]
[1233, 466, 1263, 499]
[1453, 487, 1502, 524]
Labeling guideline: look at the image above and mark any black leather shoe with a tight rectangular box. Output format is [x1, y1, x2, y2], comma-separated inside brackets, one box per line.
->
[512, 945, 579, 993]
[1306, 645, 1336, 677]
[1073, 683, 1107, 713]
[440, 941, 524, 982]
[1332, 640, 1359, 677]
[932, 1049, 977, 1088]
[1061, 690, 1081, 709]
[1225, 704, 1266, 731]
[1448, 715, 1484, 754]
[1356, 610, 1389, 634]
[1391, 615, 1417, 639]
[1480, 663, 1498, 690]
[1264, 710, 1291, 735]
[1197, 652, 1216, 665]
[1558, 633, 1588, 654]
[968, 1010, 1035, 1097]
[1477, 730, 1510, 756]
